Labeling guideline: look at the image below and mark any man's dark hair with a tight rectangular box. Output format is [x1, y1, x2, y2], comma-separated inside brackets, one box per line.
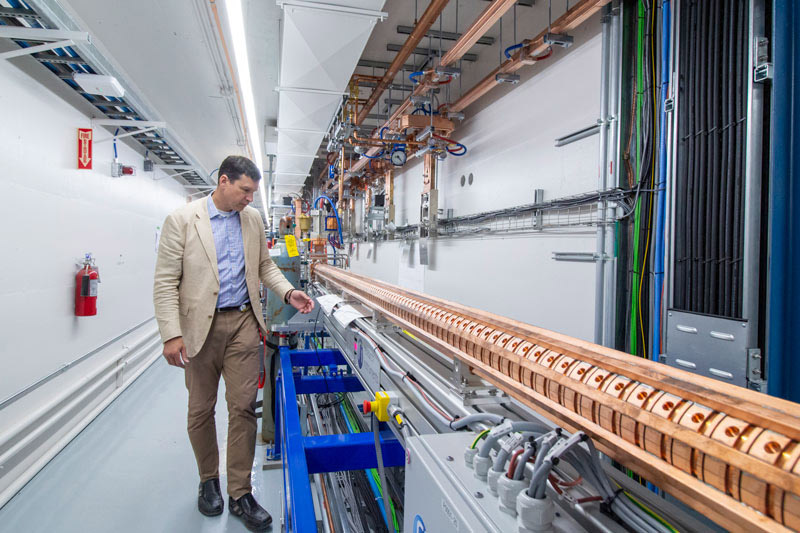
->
[219, 155, 261, 183]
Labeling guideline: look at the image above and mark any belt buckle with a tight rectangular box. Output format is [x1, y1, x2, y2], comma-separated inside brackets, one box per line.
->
[238, 303, 247, 312]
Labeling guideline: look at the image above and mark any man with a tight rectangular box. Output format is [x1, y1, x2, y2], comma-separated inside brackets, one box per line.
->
[153, 155, 314, 532]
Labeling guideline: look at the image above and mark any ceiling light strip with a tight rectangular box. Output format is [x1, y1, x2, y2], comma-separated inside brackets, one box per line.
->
[223, 0, 268, 214]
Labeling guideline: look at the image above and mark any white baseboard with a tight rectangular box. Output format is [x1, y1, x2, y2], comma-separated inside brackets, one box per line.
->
[0, 331, 162, 509]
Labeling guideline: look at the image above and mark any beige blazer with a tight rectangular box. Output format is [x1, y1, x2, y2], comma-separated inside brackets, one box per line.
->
[153, 196, 294, 358]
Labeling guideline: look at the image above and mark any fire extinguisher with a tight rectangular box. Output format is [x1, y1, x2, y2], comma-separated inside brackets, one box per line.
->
[75, 253, 99, 316]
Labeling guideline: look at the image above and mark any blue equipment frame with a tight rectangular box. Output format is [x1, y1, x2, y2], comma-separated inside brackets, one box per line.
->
[275, 346, 405, 532]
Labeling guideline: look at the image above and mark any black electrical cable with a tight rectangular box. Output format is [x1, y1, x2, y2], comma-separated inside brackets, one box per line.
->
[721, 0, 734, 317]
[695, 0, 708, 311]
[689, 0, 701, 311]
[709, 0, 722, 315]
[675, 0, 693, 311]
[702, 0, 713, 313]
[683, 0, 697, 311]
[310, 303, 332, 395]
[673, 5, 685, 310]
[732, 0, 746, 318]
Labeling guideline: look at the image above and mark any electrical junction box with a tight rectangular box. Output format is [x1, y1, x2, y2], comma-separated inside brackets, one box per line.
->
[72, 73, 125, 98]
[404, 433, 588, 533]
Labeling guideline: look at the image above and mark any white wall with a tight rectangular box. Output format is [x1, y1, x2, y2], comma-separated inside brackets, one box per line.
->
[350, 17, 603, 342]
[0, 59, 187, 506]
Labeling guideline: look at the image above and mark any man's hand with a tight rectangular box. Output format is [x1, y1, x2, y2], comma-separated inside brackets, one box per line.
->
[288, 290, 315, 314]
[163, 337, 188, 368]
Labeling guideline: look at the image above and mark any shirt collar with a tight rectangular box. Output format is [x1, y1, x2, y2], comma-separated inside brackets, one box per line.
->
[207, 194, 236, 219]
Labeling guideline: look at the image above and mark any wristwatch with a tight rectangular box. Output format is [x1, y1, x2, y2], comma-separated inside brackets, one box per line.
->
[284, 288, 295, 304]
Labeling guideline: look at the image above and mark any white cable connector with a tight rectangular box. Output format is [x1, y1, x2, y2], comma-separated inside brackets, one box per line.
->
[517, 491, 555, 533]
[498, 473, 528, 517]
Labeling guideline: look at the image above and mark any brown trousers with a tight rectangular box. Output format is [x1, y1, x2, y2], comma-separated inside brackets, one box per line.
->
[185, 308, 261, 499]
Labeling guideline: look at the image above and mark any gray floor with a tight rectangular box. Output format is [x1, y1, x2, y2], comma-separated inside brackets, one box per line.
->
[0, 359, 284, 533]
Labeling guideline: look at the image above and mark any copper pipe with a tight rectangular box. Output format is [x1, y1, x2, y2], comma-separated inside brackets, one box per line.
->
[440, 0, 518, 67]
[208, 0, 251, 159]
[355, 0, 450, 125]
[346, 0, 610, 178]
[451, 0, 611, 112]
[351, 74, 384, 82]
[313, 265, 800, 533]
[293, 198, 302, 241]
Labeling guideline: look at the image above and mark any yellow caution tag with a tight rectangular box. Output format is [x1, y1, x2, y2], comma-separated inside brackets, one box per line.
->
[285, 235, 299, 257]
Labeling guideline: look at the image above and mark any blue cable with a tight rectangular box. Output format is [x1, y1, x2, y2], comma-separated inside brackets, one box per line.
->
[314, 195, 344, 245]
[360, 150, 384, 159]
[408, 71, 425, 84]
[447, 143, 468, 156]
[504, 42, 525, 59]
[645, 0, 671, 498]
[365, 459, 390, 526]
[415, 103, 438, 116]
[652, 0, 671, 364]
[113, 128, 119, 158]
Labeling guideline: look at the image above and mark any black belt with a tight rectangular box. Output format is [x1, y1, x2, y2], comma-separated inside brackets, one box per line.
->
[216, 302, 250, 313]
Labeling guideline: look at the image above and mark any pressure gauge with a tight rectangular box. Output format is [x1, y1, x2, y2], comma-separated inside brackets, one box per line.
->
[391, 148, 407, 166]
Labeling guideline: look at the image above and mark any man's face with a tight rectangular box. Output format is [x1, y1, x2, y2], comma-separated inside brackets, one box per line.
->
[218, 173, 258, 212]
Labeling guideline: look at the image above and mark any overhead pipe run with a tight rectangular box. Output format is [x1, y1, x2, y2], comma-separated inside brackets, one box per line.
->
[450, 0, 612, 113]
[345, 0, 611, 181]
[355, 0, 450, 126]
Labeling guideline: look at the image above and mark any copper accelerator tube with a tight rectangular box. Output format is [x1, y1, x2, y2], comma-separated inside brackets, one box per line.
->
[312, 264, 800, 533]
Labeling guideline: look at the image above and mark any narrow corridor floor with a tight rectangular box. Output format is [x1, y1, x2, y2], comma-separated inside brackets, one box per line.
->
[0, 358, 283, 533]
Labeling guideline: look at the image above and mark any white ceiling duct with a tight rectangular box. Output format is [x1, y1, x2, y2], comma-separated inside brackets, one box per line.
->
[274, 0, 386, 194]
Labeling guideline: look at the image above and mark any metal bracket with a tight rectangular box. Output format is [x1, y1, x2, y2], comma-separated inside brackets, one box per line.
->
[370, 309, 400, 333]
[754, 63, 773, 83]
[494, 73, 520, 84]
[754, 37, 773, 83]
[543, 33, 574, 48]
[552, 252, 604, 263]
[451, 359, 509, 406]
[0, 27, 90, 60]
[665, 98, 675, 112]
[746, 348, 767, 392]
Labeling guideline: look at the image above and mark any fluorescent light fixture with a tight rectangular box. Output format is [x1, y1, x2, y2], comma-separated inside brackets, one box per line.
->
[225, 0, 269, 215]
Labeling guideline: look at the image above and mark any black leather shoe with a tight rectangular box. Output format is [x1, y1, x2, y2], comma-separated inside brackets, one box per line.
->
[197, 478, 224, 516]
[229, 493, 272, 532]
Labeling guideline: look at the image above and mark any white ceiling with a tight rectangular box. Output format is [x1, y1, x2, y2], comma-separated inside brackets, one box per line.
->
[60, 0, 255, 183]
[45, 0, 558, 201]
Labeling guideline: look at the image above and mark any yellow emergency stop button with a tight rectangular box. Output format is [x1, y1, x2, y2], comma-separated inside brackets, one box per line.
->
[362, 391, 390, 422]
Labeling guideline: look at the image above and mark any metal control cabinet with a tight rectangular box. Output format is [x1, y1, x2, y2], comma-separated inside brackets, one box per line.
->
[265, 239, 301, 326]
[404, 433, 589, 533]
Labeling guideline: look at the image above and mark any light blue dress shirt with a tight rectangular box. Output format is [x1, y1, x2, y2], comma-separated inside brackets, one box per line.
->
[207, 195, 249, 308]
